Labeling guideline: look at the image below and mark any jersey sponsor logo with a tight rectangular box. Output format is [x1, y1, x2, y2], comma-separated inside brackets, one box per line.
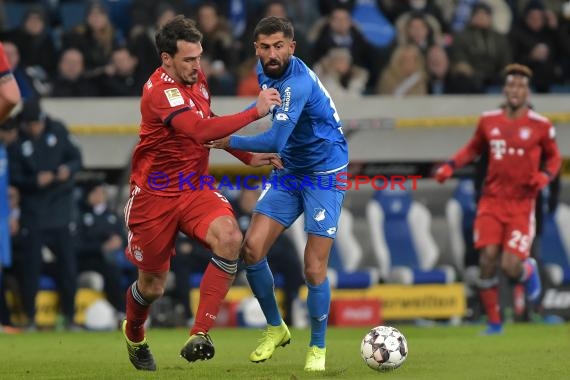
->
[490, 139, 506, 160]
[283, 86, 291, 111]
[490, 127, 501, 136]
[519, 127, 531, 140]
[146, 79, 153, 89]
[275, 113, 288, 121]
[313, 208, 326, 221]
[164, 88, 184, 107]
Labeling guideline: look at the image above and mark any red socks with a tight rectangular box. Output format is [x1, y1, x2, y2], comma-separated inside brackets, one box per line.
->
[191, 262, 235, 335]
[125, 282, 150, 343]
[480, 287, 501, 324]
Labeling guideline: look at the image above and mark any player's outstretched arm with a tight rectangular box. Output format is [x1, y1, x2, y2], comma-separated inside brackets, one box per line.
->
[169, 88, 281, 143]
[434, 121, 486, 183]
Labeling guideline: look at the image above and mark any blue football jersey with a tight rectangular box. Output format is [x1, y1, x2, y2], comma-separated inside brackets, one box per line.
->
[231, 56, 348, 173]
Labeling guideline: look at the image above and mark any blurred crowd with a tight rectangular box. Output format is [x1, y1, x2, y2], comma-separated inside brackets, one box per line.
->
[1, 0, 570, 100]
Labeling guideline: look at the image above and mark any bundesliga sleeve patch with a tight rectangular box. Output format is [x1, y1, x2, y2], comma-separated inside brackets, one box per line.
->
[164, 88, 184, 107]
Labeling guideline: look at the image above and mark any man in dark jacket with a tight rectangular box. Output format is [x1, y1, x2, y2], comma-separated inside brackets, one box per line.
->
[8, 98, 82, 330]
[76, 180, 126, 316]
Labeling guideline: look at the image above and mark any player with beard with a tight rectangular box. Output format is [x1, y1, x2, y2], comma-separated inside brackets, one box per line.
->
[121, 16, 281, 371]
[435, 64, 561, 335]
[208, 17, 348, 371]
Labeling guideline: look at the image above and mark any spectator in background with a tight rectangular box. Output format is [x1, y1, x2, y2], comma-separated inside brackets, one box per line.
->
[1, 7, 57, 80]
[2, 41, 42, 100]
[199, 54, 237, 96]
[236, 56, 260, 97]
[312, 7, 378, 89]
[76, 181, 126, 317]
[450, 0, 513, 34]
[128, 2, 176, 80]
[196, 2, 236, 77]
[62, 0, 124, 76]
[98, 47, 146, 97]
[510, 1, 563, 92]
[313, 47, 369, 98]
[426, 44, 479, 94]
[312, 7, 374, 67]
[51, 48, 99, 97]
[318, 0, 356, 15]
[451, 3, 512, 91]
[383, 0, 450, 33]
[7, 98, 82, 331]
[397, 11, 443, 55]
[377, 44, 427, 96]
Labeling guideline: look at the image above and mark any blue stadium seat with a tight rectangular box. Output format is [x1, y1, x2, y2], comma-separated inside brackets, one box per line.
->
[540, 204, 570, 286]
[351, 0, 395, 48]
[366, 184, 455, 284]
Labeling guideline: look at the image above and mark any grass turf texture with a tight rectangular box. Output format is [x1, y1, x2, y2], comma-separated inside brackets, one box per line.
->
[1, 324, 569, 379]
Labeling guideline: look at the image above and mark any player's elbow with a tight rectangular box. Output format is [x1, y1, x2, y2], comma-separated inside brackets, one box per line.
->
[0, 80, 22, 109]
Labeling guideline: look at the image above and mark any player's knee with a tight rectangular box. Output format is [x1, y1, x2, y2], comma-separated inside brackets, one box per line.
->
[500, 259, 520, 279]
[214, 228, 242, 259]
[241, 237, 264, 264]
[304, 264, 327, 285]
[140, 283, 165, 302]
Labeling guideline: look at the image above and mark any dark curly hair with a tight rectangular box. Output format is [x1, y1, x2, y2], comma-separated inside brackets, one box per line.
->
[155, 15, 202, 57]
[253, 16, 294, 41]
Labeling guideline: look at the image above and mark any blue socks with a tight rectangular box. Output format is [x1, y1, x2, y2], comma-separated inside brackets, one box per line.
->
[246, 258, 281, 326]
[307, 278, 330, 348]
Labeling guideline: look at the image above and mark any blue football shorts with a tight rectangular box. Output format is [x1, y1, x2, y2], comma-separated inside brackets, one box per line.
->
[254, 169, 345, 238]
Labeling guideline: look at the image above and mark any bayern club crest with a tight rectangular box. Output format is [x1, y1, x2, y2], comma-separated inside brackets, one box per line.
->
[519, 127, 531, 140]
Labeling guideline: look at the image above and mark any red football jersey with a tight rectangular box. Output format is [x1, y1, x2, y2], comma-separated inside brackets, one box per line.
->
[130, 68, 216, 195]
[452, 108, 561, 199]
[0, 42, 11, 74]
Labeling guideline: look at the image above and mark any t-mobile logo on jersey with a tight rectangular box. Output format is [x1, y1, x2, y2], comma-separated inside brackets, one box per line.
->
[490, 139, 507, 160]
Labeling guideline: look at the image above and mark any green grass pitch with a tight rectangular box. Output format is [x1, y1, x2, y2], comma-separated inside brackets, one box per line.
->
[1, 324, 569, 379]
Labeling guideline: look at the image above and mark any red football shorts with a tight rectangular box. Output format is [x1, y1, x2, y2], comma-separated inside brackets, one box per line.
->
[473, 197, 536, 259]
[123, 185, 234, 272]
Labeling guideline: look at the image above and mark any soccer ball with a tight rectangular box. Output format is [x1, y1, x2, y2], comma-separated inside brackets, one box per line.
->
[360, 325, 408, 371]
